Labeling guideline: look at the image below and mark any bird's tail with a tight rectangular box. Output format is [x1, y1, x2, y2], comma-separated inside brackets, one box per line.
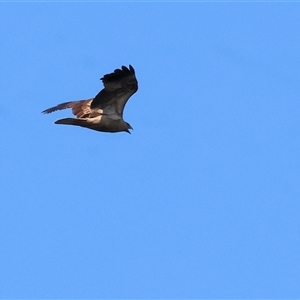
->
[55, 118, 87, 127]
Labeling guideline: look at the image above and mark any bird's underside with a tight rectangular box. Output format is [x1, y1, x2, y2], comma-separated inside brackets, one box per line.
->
[42, 65, 138, 134]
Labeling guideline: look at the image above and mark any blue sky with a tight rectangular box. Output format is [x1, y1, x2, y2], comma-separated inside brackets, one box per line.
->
[1, 2, 300, 299]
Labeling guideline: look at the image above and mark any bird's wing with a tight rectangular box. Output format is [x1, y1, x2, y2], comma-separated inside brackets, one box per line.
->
[42, 99, 99, 118]
[42, 101, 75, 114]
[91, 65, 138, 117]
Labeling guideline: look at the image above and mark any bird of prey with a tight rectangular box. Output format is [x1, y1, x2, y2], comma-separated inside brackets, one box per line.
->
[42, 65, 138, 134]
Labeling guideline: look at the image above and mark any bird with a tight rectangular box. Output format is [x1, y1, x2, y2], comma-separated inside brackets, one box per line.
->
[42, 65, 138, 134]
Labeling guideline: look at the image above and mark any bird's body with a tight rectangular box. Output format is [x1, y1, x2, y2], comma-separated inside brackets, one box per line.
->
[42, 65, 138, 134]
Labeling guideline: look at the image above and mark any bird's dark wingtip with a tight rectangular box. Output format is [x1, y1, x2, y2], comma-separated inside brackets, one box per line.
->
[41, 108, 53, 114]
[101, 65, 135, 82]
[129, 65, 135, 73]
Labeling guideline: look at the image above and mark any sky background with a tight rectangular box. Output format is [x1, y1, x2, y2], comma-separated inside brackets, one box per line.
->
[1, 2, 300, 299]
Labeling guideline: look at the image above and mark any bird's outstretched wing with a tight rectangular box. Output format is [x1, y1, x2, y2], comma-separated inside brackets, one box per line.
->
[91, 65, 138, 117]
[42, 99, 98, 118]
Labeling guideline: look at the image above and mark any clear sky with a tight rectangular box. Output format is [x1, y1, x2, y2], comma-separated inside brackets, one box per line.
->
[1, 2, 300, 299]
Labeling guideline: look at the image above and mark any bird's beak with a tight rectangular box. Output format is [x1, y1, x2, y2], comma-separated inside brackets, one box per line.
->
[126, 126, 133, 134]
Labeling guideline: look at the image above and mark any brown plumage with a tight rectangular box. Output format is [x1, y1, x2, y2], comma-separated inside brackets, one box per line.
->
[42, 65, 138, 134]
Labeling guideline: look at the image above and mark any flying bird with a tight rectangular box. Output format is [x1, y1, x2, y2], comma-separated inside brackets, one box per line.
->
[42, 65, 138, 134]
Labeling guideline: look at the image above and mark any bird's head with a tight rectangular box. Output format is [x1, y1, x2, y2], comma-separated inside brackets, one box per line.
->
[124, 122, 133, 134]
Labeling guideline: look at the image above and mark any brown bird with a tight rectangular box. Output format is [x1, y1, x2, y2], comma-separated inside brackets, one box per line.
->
[42, 65, 138, 134]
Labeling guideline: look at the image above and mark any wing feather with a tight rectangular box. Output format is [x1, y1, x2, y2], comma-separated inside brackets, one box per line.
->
[42, 99, 96, 118]
[91, 65, 138, 117]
